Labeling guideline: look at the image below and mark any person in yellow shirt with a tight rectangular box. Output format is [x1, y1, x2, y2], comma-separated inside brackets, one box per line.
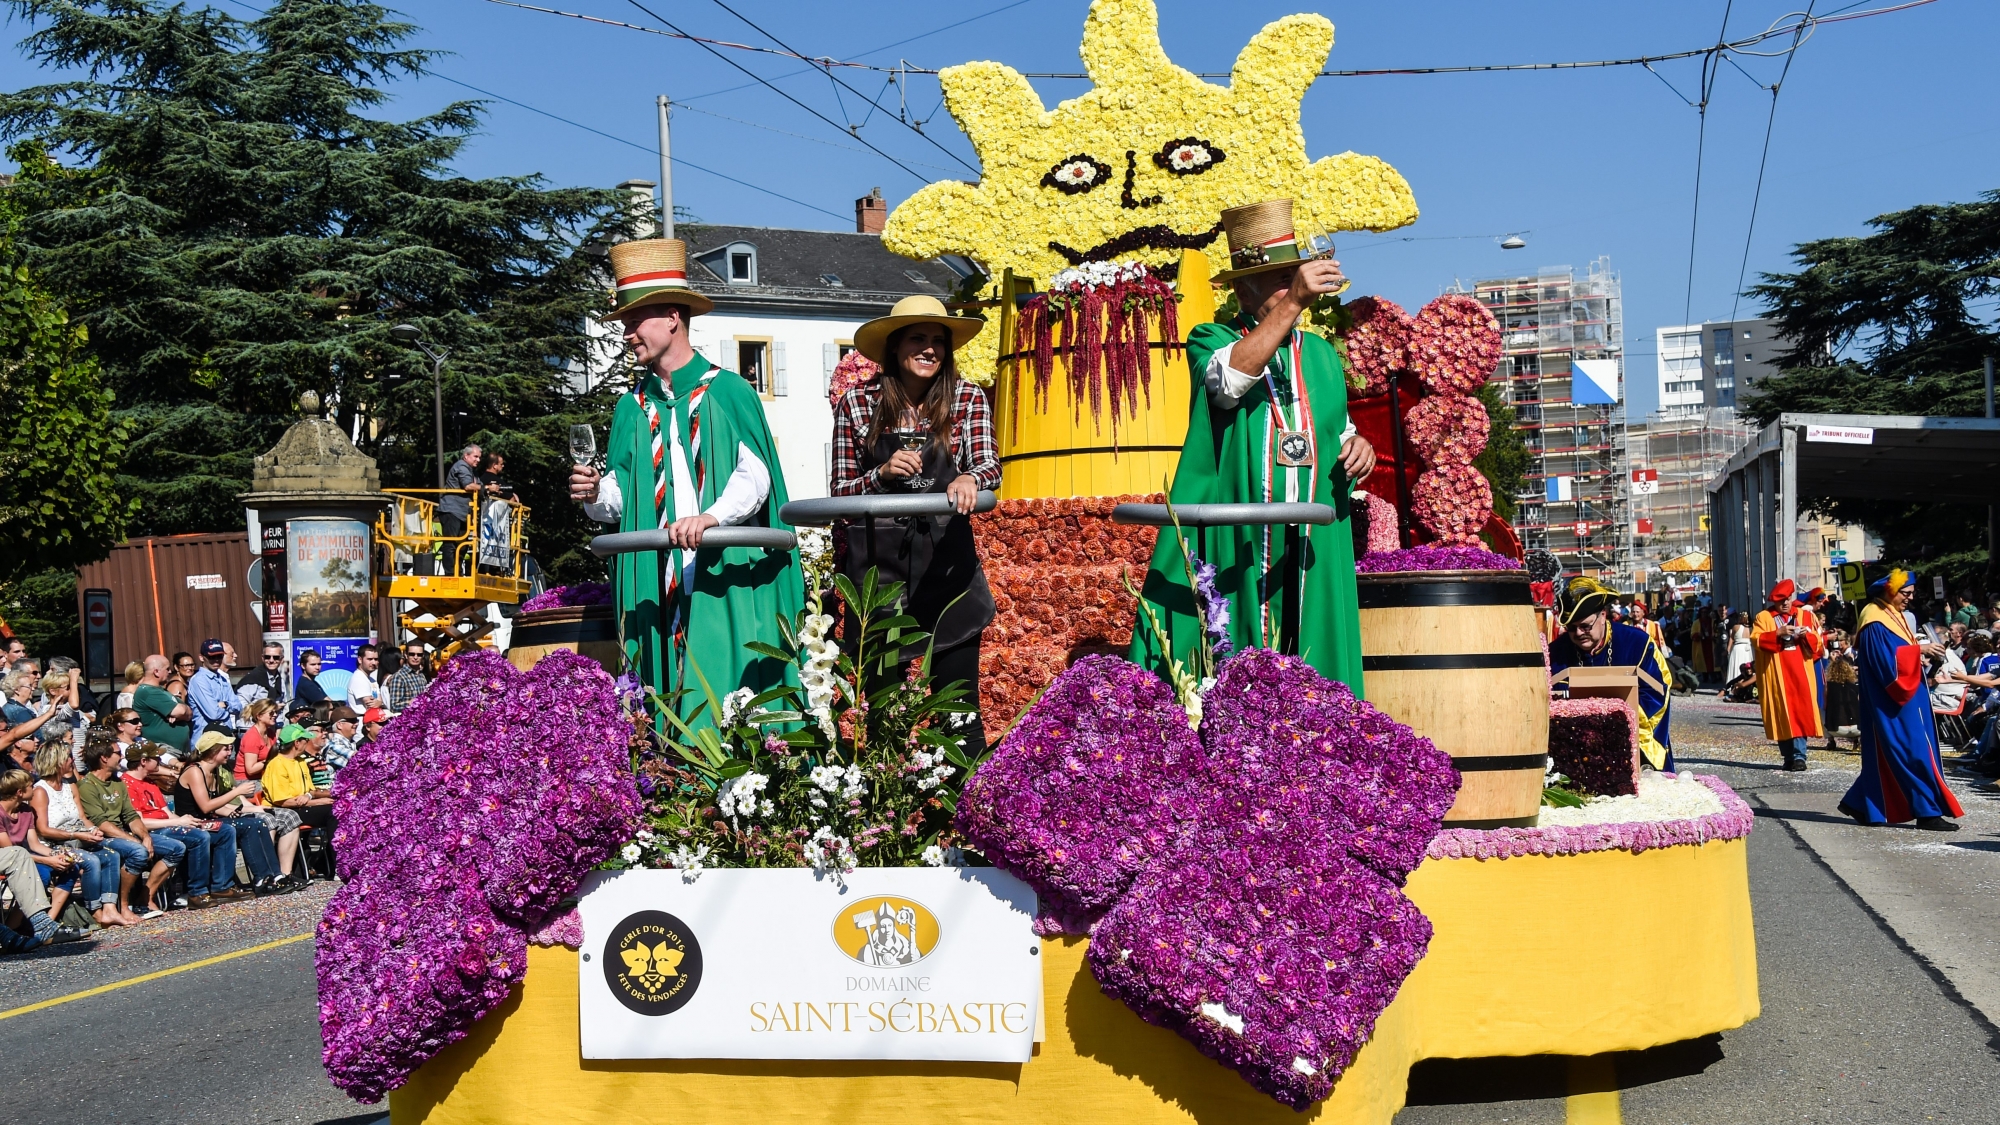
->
[266, 726, 335, 881]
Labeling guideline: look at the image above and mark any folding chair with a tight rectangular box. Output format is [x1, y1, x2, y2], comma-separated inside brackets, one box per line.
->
[1934, 694, 1970, 749]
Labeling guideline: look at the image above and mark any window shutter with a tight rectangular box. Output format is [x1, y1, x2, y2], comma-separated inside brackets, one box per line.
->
[773, 341, 788, 396]
[823, 342, 838, 395]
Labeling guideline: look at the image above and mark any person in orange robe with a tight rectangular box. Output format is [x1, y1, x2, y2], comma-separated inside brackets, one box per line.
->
[1796, 587, 1831, 731]
[1754, 578, 1825, 771]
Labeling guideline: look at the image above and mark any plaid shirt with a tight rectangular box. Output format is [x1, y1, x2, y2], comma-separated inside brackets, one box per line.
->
[830, 380, 1000, 496]
[382, 666, 427, 714]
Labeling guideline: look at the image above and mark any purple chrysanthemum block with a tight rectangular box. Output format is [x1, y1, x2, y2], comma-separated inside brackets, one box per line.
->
[1354, 545, 1523, 574]
[1088, 783, 1433, 1110]
[956, 654, 1204, 933]
[318, 649, 639, 1101]
[1201, 651, 1459, 883]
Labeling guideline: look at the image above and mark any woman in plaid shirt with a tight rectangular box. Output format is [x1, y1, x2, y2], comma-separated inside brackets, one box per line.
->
[832, 295, 999, 753]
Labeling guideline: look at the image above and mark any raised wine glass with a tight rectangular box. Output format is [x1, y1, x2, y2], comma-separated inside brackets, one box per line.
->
[569, 424, 597, 468]
[897, 422, 933, 490]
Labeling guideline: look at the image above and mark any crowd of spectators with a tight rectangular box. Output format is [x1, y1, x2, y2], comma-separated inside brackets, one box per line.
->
[0, 636, 437, 950]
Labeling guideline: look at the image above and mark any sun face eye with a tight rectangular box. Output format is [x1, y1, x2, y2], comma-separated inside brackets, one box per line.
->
[1041, 154, 1112, 195]
[1152, 137, 1226, 176]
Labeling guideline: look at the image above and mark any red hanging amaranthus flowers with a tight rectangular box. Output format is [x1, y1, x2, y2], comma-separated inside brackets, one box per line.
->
[1013, 260, 1181, 443]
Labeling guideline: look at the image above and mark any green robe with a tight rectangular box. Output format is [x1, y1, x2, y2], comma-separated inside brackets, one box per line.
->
[606, 353, 803, 728]
[1130, 317, 1365, 697]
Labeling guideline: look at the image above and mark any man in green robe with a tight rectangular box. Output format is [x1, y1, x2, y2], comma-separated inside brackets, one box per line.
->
[570, 238, 802, 727]
[1130, 199, 1376, 696]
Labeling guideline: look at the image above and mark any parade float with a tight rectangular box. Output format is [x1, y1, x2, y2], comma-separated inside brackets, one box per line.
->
[317, 3, 1759, 1122]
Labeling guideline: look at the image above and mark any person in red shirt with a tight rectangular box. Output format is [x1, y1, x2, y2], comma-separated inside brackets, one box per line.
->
[124, 745, 249, 907]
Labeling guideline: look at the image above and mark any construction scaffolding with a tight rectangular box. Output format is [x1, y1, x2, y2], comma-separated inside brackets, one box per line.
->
[1453, 258, 1629, 585]
[1626, 409, 1754, 592]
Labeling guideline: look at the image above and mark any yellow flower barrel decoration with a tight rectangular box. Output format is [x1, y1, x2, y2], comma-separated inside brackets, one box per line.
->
[884, 0, 1416, 497]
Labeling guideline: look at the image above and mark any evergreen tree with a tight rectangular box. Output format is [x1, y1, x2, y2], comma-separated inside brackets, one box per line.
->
[1744, 190, 2000, 573]
[0, 0, 630, 580]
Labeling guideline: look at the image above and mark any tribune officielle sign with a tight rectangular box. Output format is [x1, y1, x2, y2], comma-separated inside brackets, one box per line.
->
[577, 868, 1042, 1063]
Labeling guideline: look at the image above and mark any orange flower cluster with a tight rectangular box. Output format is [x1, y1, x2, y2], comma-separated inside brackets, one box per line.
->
[973, 495, 1162, 736]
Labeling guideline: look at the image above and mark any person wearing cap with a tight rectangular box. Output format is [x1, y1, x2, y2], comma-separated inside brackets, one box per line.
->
[124, 743, 247, 908]
[1549, 577, 1674, 772]
[78, 736, 173, 917]
[1752, 579, 1825, 772]
[266, 724, 334, 882]
[323, 706, 360, 771]
[1130, 199, 1375, 693]
[187, 638, 241, 743]
[828, 295, 999, 751]
[1840, 569, 1964, 830]
[568, 238, 803, 730]
[176, 730, 290, 894]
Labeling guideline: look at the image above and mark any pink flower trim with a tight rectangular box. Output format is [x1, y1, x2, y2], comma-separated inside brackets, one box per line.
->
[1342, 296, 1413, 398]
[1425, 775, 1753, 861]
[526, 908, 584, 949]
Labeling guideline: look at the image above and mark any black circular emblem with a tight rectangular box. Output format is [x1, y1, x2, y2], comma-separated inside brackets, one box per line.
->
[603, 910, 704, 1016]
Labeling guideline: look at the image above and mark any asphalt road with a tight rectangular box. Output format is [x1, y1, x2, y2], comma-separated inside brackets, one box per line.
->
[0, 693, 1993, 1124]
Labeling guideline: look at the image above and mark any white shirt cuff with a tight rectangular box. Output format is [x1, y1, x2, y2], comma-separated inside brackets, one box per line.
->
[704, 444, 772, 526]
[583, 473, 623, 524]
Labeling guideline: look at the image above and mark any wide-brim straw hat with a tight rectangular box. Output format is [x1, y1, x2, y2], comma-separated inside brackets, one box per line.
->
[600, 238, 714, 321]
[853, 294, 984, 364]
[1210, 198, 1308, 284]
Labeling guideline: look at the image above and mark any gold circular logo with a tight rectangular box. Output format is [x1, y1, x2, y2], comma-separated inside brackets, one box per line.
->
[603, 910, 703, 1015]
[832, 896, 941, 968]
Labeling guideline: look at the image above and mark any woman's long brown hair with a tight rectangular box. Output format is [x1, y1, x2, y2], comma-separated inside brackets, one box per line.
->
[865, 324, 959, 459]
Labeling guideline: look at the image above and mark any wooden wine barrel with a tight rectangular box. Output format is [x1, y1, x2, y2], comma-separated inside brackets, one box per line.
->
[992, 249, 1213, 500]
[1357, 570, 1548, 828]
[506, 605, 620, 675]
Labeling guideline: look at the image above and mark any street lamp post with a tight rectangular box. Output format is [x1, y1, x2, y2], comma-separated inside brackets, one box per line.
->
[390, 323, 451, 489]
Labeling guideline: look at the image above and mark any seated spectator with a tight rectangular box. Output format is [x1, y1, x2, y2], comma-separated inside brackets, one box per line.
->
[293, 650, 329, 707]
[0, 764, 81, 940]
[78, 737, 171, 918]
[132, 654, 192, 755]
[237, 699, 279, 787]
[174, 732, 290, 896]
[31, 741, 135, 927]
[361, 707, 386, 749]
[1721, 660, 1757, 704]
[2, 661, 38, 727]
[115, 660, 144, 711]
[266, 725, 336, 884]
[323, 706, 360, 771]
[124, 745, 247, 908]
[0, 770, 66, 951]
[46, 657, 95, 722]
[239, 643, 288, 711]
[1930, 644, 1969, 713]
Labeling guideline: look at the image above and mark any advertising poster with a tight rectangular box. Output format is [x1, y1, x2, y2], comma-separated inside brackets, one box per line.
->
[288, 518, 371, 639]
[577, 868, 1041, 1063]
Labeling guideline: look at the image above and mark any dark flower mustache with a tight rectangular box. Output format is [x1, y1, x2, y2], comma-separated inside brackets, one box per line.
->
[1048, 221, 1224, 266]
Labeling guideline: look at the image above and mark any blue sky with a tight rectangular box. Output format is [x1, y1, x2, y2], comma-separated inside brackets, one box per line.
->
[4, 0, 1993, 416]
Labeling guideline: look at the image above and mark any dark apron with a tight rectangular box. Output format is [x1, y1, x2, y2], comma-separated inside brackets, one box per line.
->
[840, 428, 995, 656]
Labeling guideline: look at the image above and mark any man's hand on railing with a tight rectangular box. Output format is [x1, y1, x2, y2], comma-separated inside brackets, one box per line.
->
[570, 464, 601, 504]
[667, 513, 719, 549]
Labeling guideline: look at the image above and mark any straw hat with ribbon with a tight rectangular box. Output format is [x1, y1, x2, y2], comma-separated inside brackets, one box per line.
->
[853, 294, 984, 364]
[1211, 198, 1314, 284]
[600, 238, 713, 321]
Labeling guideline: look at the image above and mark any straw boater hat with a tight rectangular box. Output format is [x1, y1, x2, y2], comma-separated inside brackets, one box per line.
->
[600, 238, 713, 321]
[1211, 198, 1311, 284]
[852, 294, 983, 364]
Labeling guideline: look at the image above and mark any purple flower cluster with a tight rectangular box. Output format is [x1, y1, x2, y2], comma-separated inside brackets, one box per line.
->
[1428, 774, 1753, 860]
[1354, 544, 1524, 574]
[958, 649, 1460, 1108]
[317, 649, 639, 1102]
[519, 581, 613, 613]
[1548, 697, 1640, 797]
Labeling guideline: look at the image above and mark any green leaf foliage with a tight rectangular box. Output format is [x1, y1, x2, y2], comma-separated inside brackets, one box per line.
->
[1742, 190, 2000, 569]
[0, 0, 633, 581]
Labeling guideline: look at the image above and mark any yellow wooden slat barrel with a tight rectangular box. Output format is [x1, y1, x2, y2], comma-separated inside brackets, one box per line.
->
[506, 606, 620, 675]
[1357, 571, 1547, 828]
[993, 250, 1214, 500]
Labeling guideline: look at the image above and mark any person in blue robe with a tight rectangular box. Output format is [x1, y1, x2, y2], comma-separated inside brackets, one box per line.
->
[1548, 577, 1675, 772]
[1838, 569, 1964, 830]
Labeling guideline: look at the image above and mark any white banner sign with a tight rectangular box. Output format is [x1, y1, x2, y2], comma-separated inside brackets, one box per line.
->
[1806, 424, 1873, 445]
[578, 867, 1041, 1063]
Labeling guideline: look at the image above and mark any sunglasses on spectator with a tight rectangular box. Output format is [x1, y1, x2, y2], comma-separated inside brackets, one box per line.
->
[117, 719, 140, 726]
[264, 655, 284, 662]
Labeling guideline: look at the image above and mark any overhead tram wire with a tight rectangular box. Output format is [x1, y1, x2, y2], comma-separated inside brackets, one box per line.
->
[1681, 1, 1737, 330]
[1729, 2, 1818, 327]
[428, 73, 851, 223]
[479, 0, 1936, 80]
[611, 0, 936, 186]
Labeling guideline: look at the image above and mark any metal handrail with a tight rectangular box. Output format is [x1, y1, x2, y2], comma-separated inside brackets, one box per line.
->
[590, 527, 797, 557]
[1109, 502, 1336, 528]
[780, 491, 998, 525]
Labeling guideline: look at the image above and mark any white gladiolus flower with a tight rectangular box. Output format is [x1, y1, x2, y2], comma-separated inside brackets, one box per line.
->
[718, 687, 757, 727]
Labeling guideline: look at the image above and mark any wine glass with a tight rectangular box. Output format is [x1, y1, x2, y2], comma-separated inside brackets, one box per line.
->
[894, 423, 933, 491]
[569, 424, 597, 467]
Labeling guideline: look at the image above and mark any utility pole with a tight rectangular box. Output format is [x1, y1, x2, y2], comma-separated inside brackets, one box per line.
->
[657, 96, 674, 239]
[1987, 357, 1995, 588]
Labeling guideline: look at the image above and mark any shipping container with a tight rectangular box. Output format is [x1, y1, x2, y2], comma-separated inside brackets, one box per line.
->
[75, 533, 268, 673]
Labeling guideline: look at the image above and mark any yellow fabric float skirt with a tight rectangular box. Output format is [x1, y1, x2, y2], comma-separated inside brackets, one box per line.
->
[392, 838, 1758, 1125]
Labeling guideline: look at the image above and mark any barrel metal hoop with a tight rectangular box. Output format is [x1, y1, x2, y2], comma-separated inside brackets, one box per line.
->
[1356, 581, 1532, 609]
[1361, 652, 1544, 671]
[1441, 814, 1542, 829]
[1447, 754, 1549, 773]
[998, 445, 1184, 464]
[510, 619, 619, 646]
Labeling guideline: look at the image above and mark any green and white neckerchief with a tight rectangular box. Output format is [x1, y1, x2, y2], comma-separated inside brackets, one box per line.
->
[633, 366, 719, 600]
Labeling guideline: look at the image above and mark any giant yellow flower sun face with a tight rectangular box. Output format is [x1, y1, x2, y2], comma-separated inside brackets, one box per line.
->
[883, 0, 1418, 287]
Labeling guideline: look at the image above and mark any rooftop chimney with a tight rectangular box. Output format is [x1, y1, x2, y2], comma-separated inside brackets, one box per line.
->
[616, 179, 658, 238]
[855, 187, 886, 235]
